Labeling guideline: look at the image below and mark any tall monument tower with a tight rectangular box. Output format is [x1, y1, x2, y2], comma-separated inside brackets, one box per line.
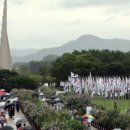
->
[0, 0, 12, 70]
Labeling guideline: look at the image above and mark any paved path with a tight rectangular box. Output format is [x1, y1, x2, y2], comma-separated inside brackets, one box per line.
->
[5, 109, 30, 130]
[92, 126, 98, 130]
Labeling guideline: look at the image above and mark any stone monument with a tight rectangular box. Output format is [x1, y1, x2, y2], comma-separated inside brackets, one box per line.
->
[0, 0, 12, 70]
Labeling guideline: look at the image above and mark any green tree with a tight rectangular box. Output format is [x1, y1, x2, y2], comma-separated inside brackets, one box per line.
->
[5, 75, 37, 91]
[29, 74, 43, 85]
[15, 64, 31, 76]
[51, 49, 130, 83]
[0, 69, 18, 89]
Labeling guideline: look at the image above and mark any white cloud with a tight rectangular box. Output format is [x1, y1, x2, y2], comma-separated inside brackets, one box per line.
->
[61, 0, 130, 8]
[11, 0, 24, 5]
[0, 0, 130, 49]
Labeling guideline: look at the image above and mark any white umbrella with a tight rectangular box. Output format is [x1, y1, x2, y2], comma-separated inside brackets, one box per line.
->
[0, 102, 5, 107]
[54, 103, 65, 108]
[39, 93, 44, 96]
[5, 93, 9, 96]
[14, 118, 26, 125]
[54, 98, 60, 101]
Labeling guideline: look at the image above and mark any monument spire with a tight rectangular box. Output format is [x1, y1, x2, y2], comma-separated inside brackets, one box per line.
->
[0, 0, 12, 70]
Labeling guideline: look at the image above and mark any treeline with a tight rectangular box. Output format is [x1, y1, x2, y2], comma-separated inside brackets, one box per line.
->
[29, 55, 57, 73]
[51, 50, 130, 82]
[17, 50, 130, 83]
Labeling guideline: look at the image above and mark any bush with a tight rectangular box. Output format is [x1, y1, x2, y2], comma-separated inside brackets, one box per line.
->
[40, 86, 57, 98]
[95, 109, 130, 130]
[67, 120, 86, 130]
[66, 94, 91, 110]
[13, 89, 86, 130]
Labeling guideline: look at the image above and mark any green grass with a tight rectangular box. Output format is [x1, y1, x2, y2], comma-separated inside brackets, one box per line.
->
[92, 96, 130, 111]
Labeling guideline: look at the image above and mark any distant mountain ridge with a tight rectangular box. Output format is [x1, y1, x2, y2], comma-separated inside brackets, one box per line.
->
[12, 34, 130, 63]
[11, 49, 39, 57]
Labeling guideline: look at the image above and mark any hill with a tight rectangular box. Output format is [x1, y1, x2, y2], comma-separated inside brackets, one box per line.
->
[12, 34, 130, 63]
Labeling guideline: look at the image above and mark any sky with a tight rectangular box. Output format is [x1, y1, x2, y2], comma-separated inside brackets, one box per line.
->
[0, 0, 130, 49]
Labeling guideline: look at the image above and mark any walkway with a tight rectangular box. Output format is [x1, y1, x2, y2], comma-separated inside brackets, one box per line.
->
[92, 126, 98, 130]
[5, 109, 30, 130]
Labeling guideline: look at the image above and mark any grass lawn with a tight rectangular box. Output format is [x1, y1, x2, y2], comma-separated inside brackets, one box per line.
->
[92, 96, 130, 111]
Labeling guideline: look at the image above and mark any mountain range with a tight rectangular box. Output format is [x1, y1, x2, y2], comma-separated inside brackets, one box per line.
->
[12, 34, 130, 63]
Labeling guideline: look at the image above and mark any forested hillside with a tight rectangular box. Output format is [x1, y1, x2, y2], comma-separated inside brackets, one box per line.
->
[17, 50, 130, 83]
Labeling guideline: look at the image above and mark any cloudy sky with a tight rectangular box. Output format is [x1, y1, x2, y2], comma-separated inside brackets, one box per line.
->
[0, 0, 130, 49]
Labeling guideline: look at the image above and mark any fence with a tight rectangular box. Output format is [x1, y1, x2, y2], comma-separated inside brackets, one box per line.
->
[92, 121, 115, 130]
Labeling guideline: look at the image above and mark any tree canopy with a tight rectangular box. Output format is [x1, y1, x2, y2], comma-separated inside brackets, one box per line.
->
[51, 50, 130, 82]
[0, 69, 37, 91]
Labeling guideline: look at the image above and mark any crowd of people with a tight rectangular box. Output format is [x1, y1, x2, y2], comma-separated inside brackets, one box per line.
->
[0, 91, 35, 130]
[39, 92, 93, 130]
[4, 100, 20, 120]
